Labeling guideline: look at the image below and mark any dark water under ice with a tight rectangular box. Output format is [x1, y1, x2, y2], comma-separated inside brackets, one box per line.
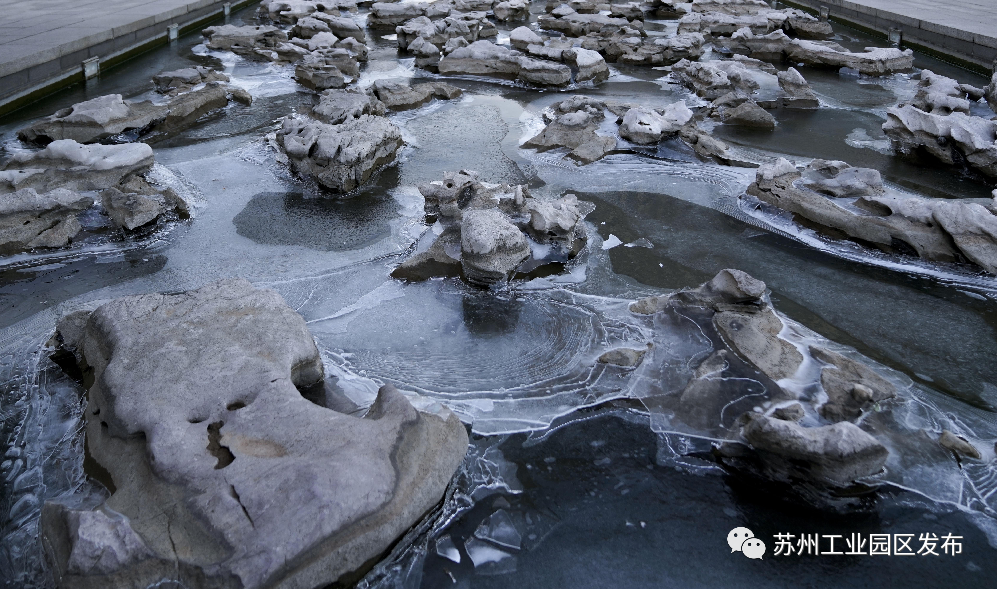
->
[1, 3, 997, 588]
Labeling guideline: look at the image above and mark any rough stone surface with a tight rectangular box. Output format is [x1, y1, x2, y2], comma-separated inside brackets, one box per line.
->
[100, 189, 166, 231]
[786, 40, 914, 76]
[939, 430, 981, 460]
[777, 67, 819, 109]
[0, 188, 92, 254]
[461, 208, 532, 285]
[722, 100, 775, 129]
[368, 80, 463, 110]
[742, 413, 889, 484]
[43, 278, 468, 589]
[883, 105, 997, 178]
[203, 25, 288, 56]
[276, 115, 403, 195]
[619, 102, 694, 143]
[1, 140, 154, 194]
[310, 89, 385, 124]
[747, 157, 997, 273]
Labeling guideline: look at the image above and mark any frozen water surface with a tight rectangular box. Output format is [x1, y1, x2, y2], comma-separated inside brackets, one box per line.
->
[1, 3, 997, 588]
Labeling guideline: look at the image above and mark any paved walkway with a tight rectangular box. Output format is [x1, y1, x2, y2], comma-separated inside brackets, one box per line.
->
[785, 0, 997, 71]
[0, 0, 252, 116]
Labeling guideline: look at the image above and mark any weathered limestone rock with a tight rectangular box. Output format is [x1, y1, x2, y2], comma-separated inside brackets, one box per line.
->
[721, 100, 775, 129]
[203, 24, 288, 55]
[597, 346, 648, 367]
[493, 0, 529, 21]
[18, 95, 165, 145]
[986, 72, 997, 114]
[619, 102, 694, 143]
[260, 0, 360, 24]
[438, 40, 571, 87]
[671, 57, 778, 101]
[396, 171, 590, 285]
[368, 1, 450, 27]
[938, 430, 981, 460]
[310, 89, 386, 124]
[510, 26, 543, 50]
[911, 69, 985, 115]
[883, 105, 997, 178]
[100, 189, 166, 231]
[715, 27, 792, 60]
[777, 67, 819, 109]
[1, 140, 154, 194]
[741, 413, 889, 484]
[525, 104, 617, 164]
[538, 8, 637, 37]
[746, 158, 997, 273]
[294, 48, 359, 90]
[583, 30, 705, 65]
[369, 80, 463, 110]
[785, 40, 913, 75]
[275, 115, 403, 194]
[810, 345, 895, 422]
[563, 47, 609, 83]
[43, 278, 468, 589]
[0, 188, 92, 254]
[153, 67, 230, 94]
[461, 208, 532, 285]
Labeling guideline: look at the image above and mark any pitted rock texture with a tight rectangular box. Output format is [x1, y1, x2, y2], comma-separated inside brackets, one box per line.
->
[43, 278, 468, 589]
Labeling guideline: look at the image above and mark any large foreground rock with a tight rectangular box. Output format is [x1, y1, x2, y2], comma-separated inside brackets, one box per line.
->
[43, 278, 468, 589]
[0, 188, 92, 254]
[276, 115, 403, 194]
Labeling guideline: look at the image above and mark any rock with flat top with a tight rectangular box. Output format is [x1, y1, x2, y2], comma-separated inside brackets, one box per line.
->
[883, 105, 997, 178]
[43, 278, 468, 589]
[461, 209, 532, 285]
[368, 80, 462, 110]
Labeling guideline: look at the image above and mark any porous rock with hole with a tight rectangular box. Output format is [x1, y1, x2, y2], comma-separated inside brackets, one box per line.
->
[42, 278, 468, 589]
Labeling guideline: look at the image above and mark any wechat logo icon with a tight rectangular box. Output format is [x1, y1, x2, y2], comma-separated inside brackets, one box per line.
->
[728, 527, 766, 560]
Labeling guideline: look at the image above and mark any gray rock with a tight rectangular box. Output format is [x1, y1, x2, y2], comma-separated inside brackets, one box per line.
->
[101, 189, 166, 231]
[518, 57, 572, 87]
[391, 226, 463, 281]
[153, 66, 229, 94]
[308, 13, 365, 41]
[294, 49, 358, 90]
[715, 28, 793, 60]
[562, 47, 609, 83]
[582, 29, 704, 66]
[883, 105, 997, 178]
[722, 100, 776, 128]
[619, 102, 694, 143]
[800, 158, 882, 197]
[911, 69, 982, 115]
[597, 346, 648, 367]
[785, 40, 913, 76]
[368, 1, 450, 27]
[276, 115, 403, 194]
[203, 24, 288, 55]
[746, 157, 997, 273]
[18, 94, 165, 145]
[460, 208, 532, 285]
[526, 193, 585, 244]
[742, 412, 889, 484]
[1, 140, 154, 194]
[986, 72, 997, 114]
[714, 306, 803, 381]
[43, 278, 468, 589]
[0, 188, 92, 254]
[810, 345, 895, 422]
[310, 89, 386, 124]
[939, 430, 981, 460]
[368, 80, 463, 110]
[494, 0, 530, 21]
[510, 26, 543, 50]
[538, 10, 635, 37]
[671, 58, 775, 101]
[777, 67, 818, 109]
[772, 403, 805, 421]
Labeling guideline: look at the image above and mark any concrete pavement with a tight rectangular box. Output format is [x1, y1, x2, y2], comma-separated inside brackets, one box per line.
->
[0, 0, 255, 116]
